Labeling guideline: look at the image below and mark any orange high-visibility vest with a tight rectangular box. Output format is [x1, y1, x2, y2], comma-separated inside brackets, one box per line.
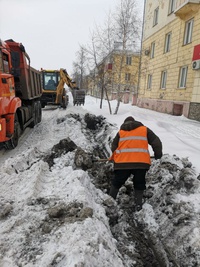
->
[111, 126, 151, 164]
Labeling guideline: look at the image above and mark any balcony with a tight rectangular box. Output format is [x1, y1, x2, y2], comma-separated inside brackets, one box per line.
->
[174, 0, 200, 19]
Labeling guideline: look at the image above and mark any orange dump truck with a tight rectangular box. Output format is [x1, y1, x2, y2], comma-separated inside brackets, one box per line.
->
[0, 39, 42, 149]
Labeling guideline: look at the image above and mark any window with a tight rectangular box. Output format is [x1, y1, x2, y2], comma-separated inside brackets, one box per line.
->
[43, 72, 58, 90]
[183, 19, 194, 45]
[147, 74, 152, 89]
[2, 53, 9, 73]
[168, 0, 176, 14]
[164, 32, 172, 53]
[150, 42, 155, 58]
[153, 7, 159, 26]
[0, 51, 3, 72]
[179, 66, 188, 88]
[125, 73, 131, 81]
[160, 71, 167, 89]
[126, 56, 132, 65]
[106, 63, 112, 71]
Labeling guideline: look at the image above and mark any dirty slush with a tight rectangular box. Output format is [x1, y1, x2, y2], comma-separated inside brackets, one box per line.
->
[1, 113, 200, 266]
[44, 114, 200, 266]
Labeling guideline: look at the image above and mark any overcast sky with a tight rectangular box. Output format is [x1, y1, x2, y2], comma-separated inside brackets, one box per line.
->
[0, 0, 144, 75]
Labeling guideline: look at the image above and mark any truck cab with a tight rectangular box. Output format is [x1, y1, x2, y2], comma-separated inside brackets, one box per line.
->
[0, 39, 42, 149]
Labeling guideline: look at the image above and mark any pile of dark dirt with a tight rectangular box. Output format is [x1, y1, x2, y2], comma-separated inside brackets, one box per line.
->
[43, 138, 77, 168]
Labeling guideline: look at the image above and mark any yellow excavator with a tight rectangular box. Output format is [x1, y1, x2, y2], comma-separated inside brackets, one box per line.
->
[40, 68, 85, 108]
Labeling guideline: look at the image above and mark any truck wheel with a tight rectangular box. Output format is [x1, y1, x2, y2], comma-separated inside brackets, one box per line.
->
[5, 114, 20, 149]
[62, 102, 66, 109]
[37, 101, 42, 123]
[41, 102, 46, 108]
[30, 102, 37, 128]
[62, 96, 67, 109]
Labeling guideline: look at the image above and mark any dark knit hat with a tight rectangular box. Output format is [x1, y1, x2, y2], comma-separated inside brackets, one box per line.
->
[124, 116, 135, 123]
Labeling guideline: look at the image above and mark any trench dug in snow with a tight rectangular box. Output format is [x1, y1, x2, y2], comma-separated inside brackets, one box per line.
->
[41, 113, 200, 267]
[1, 113, 200, 267]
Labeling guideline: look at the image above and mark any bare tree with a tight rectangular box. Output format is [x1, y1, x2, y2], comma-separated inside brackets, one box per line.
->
[79, 13, 114, 113]
[72, 0, 141, 115]
[85, 0, 141, 114]
[72, 46, 88, 88]
[113, 0, 141, 114]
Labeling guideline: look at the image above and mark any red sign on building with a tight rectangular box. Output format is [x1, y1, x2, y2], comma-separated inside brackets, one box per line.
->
[192, 44, 200, 61]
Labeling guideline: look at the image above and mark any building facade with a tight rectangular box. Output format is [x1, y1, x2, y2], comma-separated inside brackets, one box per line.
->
[88, 49, 140, 103]
[137, 0, 200, 121]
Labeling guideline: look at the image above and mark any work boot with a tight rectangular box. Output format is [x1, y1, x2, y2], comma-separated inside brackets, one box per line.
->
[109, 186, 119, 200]
[134, 190, 144, 211]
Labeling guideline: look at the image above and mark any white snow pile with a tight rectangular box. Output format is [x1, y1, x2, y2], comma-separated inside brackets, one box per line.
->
[0, 95, 200, 267]
[135, 154, 200, 266]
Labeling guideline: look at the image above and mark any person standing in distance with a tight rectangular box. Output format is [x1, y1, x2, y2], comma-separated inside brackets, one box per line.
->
[109, 116, 163, 211]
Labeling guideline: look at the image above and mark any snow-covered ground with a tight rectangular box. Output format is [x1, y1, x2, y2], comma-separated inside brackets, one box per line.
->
[0, 93, 200, 267]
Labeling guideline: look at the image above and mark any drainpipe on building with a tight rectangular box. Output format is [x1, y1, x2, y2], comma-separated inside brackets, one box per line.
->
[136, 0, 146, 105]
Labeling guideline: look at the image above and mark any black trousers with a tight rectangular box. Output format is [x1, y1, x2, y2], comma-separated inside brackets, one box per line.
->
[112, 169, 147, 190]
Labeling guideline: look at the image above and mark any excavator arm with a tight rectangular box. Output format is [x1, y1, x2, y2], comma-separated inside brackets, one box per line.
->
[55, 68, 75, 107]
[59, 69, 78, 89]
[56, 69, 85, 106]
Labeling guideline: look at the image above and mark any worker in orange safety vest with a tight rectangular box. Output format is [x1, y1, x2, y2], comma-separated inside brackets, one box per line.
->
[109, 116, 163, 211]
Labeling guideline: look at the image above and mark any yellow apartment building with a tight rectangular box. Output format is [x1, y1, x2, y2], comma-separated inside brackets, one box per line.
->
[137, 0, 200, 121]
[88, 48, 140, 103]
